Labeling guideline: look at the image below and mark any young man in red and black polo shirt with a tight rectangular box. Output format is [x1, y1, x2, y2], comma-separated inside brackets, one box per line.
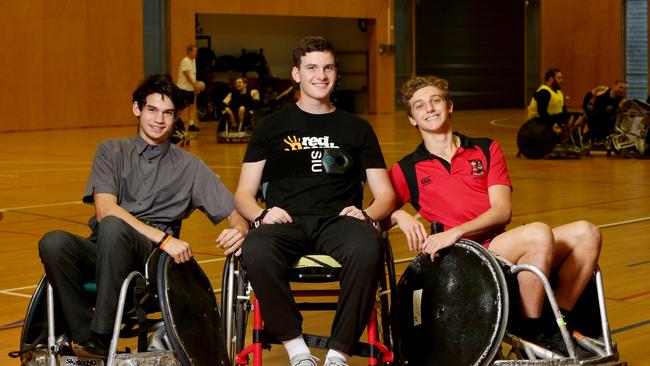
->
[388, 75, 602, 356]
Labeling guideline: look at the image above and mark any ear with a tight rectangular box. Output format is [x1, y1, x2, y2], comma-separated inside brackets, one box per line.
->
[291, 66, 300, 83]
[448, 100, 454, 114]
[407, 115, 418, 128]
[132, 101, 142, 117]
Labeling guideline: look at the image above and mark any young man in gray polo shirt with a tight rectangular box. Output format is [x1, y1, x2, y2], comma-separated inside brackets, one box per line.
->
[38, 74, 248, 358]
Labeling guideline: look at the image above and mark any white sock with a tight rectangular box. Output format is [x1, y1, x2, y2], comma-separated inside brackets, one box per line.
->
[283, 336, 310, 360]
[188, 120, 195, 125]
[326, 349, 348, 362]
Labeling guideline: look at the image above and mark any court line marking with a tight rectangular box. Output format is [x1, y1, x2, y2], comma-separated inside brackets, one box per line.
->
[1, 215, 649, 298]
[0, 201, 84, 212]
[611, 319, 650, 335]
[489, 118, 520, 129]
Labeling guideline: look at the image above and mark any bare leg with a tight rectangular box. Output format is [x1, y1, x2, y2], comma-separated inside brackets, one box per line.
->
[489, 222, 555, 317]
[237, 106, 246, 132]
[551, 220, 601, 310]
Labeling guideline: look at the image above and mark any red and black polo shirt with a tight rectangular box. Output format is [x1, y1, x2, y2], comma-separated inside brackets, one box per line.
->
[389, 133, 512, 243]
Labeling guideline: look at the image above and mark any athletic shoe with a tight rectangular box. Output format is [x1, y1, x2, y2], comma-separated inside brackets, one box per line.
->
[323, 356, 349, 366]
[289, 353, 319, 366]
[73, 336, 108, 358]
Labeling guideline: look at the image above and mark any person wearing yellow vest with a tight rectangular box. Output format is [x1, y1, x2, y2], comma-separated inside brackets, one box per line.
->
[528, 68, 583, 138]
[528, 68, 568, 123]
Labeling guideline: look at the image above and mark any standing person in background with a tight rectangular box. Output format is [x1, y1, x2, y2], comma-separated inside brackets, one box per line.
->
[177, 44, 201, 132]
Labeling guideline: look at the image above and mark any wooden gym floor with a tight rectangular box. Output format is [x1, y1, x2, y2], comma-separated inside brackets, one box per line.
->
[1, 108, 649, 365]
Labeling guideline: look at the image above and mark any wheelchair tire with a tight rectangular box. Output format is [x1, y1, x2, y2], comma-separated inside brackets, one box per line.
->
[517, 118, 556, 159]
[221, 255, 250, 364]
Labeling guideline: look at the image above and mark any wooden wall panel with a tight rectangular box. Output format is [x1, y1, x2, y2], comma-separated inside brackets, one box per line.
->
[0, 0, 142, 132]
[540, 0, 622, 109]
[172, 0, 395, 113]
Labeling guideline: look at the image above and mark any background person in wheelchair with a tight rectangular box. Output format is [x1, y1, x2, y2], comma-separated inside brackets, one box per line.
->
[38, 74, 248, 359]
[582, 80, 628, 145]
[234, 36, 396, 366]
[388, 75, 602, 357]
[222, 77, 260, 132]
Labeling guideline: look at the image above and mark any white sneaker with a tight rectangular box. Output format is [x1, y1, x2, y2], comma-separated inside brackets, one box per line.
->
[290, 353, 320, 366]
[323, 356, 349, 366]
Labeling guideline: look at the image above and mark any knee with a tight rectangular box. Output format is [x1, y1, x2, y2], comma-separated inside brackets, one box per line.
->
[39, 230, 73, 260]
[523, 222, 554, 250]
[572, 220, 602, 257]
[96, 215, 134, 249]
[241, 231, 278, 270]
[343, 234, 383, 273]
[519, 222, 555, 263]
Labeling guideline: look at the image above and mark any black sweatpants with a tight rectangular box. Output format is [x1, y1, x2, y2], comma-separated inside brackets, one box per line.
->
[240, 214, 383, 354]
[38, 216, 153, 342]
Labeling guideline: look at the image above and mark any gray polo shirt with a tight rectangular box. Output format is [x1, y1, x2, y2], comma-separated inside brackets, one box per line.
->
[83, 136, 235, 230]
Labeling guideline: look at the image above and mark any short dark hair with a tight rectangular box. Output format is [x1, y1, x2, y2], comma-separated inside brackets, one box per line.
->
[544, 68, 561, 82]
[292, 36, 335, 67]
[187, 44, 197, 53]
[132, 74, 185, 111]
[401, 75, 450, 116]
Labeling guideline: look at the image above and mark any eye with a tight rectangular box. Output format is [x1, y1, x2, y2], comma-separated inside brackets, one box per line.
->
[305, 65, 316, 71]
[325, 65, 335, 71]
[146, 107, 156, 113]
[163, 110, 174, 117]
[414, 103, 423, 110]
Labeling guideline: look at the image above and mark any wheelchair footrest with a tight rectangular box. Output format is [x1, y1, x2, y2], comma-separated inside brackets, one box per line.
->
[113, 350, 181, 365]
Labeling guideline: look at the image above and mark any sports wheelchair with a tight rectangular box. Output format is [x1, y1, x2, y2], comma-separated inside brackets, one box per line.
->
[395, 238, 625, 365]
[220, 232, 397, 366]
[606, 99, 650, 158]
[12, 249, 229, 366]
[517, 114, 587, 159]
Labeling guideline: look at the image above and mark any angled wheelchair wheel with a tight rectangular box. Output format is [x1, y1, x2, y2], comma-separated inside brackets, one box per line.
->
[374, 234, 398, 365]
[221, 255, 250, 364]
[157, 252, 230, 366]
[395, 239, 509, 366]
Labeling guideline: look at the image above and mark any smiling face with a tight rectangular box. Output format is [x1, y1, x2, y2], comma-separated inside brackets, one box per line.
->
[133, 93, 176, 145]
[407, 85, 454, 132]
[291, 51, 337, 104]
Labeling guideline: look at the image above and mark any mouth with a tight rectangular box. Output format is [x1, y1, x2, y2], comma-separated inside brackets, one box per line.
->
[149, 124, 166, 132]
[425, 112, 441, 121]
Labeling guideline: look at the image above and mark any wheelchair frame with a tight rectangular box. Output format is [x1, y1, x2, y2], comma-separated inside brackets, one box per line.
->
[22, 249, 229, 366]
[220, 232, 398, 366]
[499, 265, 622, 365]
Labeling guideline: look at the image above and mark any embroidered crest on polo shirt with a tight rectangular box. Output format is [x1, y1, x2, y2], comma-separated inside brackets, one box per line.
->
[469, 159, 485, 176]
[420, 176, 432, 186]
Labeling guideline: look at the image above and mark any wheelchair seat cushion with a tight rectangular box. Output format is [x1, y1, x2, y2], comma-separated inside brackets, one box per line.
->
[288, 255, 342, 282]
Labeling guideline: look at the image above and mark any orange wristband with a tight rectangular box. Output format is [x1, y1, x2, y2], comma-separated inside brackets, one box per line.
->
[159, 235, 173, 250]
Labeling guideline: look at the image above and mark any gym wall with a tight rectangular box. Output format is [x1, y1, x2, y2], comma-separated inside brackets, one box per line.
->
[540, 0, 623, 110]
[0, 1, 143, 132]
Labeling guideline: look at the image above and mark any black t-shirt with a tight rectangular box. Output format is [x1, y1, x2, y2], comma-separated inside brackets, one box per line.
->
[244, 104, 386, 216]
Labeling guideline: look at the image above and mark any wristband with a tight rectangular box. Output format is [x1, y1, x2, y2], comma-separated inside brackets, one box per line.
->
[252, 208, 270, 228]
[159, 235, 173, 250]
[361, 210, 376, 225]
[156, 233, 170, 248]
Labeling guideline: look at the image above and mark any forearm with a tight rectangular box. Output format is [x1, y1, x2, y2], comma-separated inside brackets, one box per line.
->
[364, 192, 395, 222]
[227, 210, 250, 232]
[234, 191, 265, 222]
[95, 201, 165, 243]
[451, 205, 511, 239]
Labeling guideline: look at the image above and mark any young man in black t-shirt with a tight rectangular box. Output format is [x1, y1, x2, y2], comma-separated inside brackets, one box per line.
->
[234, 36, 395, 366]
